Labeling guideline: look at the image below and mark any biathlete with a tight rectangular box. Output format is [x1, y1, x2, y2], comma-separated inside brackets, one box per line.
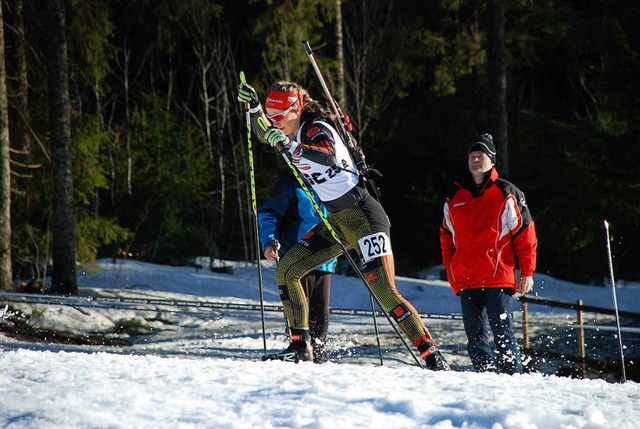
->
[238, 79, 450, 370]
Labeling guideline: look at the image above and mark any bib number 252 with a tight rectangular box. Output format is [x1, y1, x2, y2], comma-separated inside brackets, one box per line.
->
[358, 232, 392, 263]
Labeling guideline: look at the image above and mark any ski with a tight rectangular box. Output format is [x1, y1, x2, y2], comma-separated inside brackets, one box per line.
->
[261, 351, 300, 363]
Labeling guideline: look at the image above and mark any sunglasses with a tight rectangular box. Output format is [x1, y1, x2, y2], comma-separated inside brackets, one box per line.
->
[266, 101, 299, 123]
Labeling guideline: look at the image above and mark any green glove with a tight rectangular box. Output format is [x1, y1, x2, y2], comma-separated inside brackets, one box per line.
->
[264, 128, 291, 148]
[237, 81, 260, 108]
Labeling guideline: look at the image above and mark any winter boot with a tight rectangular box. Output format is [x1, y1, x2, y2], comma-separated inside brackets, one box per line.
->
[262, 328, 314, 363]
[421, 344, 451, 371]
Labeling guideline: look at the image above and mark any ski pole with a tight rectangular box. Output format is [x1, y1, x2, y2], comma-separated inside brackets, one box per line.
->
[369, 293, 384, 365]
[240, 71, 267, 355]
[604, 220, 626, 382]
[275, 143, 421, 368]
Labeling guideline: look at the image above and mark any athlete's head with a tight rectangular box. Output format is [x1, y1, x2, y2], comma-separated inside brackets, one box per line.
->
[265, 82, 325, 135]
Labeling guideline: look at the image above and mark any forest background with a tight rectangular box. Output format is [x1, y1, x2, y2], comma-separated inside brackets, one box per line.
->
[0, 0, 639, 294]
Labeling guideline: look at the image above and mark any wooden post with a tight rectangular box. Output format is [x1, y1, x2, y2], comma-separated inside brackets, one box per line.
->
[577, 299, 586, 379]
[522, 301, 529, 349]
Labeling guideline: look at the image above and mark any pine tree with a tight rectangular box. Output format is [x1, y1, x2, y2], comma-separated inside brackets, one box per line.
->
[46, 0, 77, 294]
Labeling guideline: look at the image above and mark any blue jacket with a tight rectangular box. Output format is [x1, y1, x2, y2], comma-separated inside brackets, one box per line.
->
[258, 170, 337, 274]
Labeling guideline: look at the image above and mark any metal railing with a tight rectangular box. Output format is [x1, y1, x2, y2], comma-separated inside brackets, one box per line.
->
[518, 295, 640, 379]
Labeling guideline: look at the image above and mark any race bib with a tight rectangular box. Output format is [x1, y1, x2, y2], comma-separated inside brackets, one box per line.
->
[358, 232, 392, 263]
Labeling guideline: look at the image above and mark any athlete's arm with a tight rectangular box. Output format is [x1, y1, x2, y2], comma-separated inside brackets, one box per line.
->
[291, 122, 337, 166]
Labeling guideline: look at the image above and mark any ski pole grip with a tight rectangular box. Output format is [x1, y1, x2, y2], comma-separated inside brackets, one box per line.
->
[239, 71, 250, 109]
[301, 40, 312, 55]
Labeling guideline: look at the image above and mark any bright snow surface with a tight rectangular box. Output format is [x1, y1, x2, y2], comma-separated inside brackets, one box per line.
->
[1, 258, 639, 428]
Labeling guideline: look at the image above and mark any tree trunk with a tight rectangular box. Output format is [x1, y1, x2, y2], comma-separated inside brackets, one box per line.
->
[0, 1, 13, 291]
[123, 40, 133, 195]
[231, 138, 249, 263]
[13, 0, 31, 156]
[46, 0, 77, 294]
[487, 0, 509, 177]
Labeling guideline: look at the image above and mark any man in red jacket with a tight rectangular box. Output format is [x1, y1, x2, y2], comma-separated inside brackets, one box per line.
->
[440, 134, 538, 374]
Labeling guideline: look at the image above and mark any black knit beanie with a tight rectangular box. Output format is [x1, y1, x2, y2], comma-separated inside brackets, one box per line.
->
[468, 133, 496, 164]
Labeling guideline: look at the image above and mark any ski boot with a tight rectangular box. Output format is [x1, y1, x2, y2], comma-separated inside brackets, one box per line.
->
[262, 328, 314, 363]
[421, 344, 451, 371]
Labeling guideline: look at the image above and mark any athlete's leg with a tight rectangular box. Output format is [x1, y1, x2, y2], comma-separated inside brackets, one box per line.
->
[308, 271, 331, 363]
[330, 195, 449, 369]
[275, 223, 343, 330]
[266, 223, 343, 362]
[300, 270, 329, 345]
[300, 271, 317, 337]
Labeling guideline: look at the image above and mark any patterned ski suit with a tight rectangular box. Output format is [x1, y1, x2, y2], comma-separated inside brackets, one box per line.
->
[273, 111, 436, 354]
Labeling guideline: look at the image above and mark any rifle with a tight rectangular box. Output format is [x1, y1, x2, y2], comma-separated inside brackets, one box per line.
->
[301, 40, 383, 200]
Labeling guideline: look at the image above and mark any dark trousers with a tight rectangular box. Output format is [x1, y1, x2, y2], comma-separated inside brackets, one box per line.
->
[300, 270, 331, 351]
[459, 288, 522, 374]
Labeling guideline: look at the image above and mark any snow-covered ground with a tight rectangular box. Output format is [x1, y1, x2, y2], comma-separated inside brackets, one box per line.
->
[1, 258, 639, 428]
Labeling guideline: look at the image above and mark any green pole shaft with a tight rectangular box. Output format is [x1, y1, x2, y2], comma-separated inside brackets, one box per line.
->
[240, 71, 267, 355]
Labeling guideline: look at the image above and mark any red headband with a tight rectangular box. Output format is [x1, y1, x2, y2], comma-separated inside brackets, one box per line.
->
[265, 90, 302, 111]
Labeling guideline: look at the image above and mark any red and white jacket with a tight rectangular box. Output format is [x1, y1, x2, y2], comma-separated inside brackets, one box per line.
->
[440, 168, 538, 296]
